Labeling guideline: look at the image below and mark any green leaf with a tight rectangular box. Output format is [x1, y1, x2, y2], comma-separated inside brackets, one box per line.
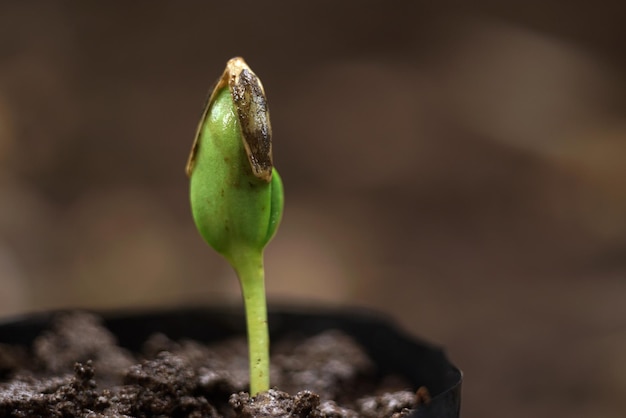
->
[187, 59, 284, 261]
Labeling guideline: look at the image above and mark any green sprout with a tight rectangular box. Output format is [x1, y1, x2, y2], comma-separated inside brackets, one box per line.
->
[185, 57, 284, 395]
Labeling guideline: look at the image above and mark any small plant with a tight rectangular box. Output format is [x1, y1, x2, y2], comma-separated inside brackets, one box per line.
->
[185, 57, 284, 395]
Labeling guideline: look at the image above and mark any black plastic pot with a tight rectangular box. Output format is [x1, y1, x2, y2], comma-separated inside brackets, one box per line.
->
[0, 306, 462, 417]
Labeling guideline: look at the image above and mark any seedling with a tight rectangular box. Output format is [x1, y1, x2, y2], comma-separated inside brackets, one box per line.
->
[186, 57, 284, 395]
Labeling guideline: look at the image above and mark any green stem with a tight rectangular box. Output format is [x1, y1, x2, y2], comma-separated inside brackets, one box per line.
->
[231, 250, 269, 395]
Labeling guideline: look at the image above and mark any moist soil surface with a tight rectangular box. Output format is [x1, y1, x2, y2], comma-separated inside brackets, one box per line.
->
[0, 312, 430, 417]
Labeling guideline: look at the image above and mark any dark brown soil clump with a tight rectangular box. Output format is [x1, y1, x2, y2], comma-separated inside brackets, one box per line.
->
[0, 312, 429, 417]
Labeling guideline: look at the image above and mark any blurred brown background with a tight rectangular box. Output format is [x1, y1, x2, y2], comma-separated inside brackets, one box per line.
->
[1, 1, 625, 417]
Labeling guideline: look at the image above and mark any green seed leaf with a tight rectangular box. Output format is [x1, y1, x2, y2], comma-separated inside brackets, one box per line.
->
[187, 57, 284, 262]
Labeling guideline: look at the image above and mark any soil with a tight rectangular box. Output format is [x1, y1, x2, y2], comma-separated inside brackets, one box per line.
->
[0, 312, 431, 417]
